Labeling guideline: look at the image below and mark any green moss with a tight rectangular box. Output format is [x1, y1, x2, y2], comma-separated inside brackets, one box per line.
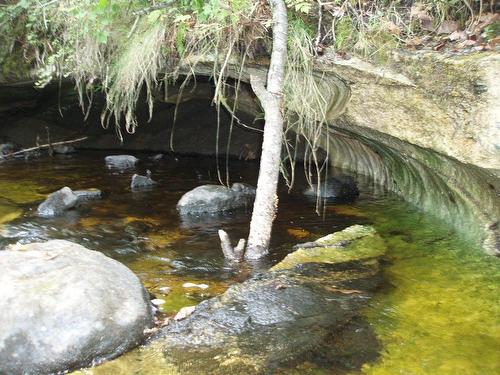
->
[0, 180, 45, 204]
[272, 225, 386, 271]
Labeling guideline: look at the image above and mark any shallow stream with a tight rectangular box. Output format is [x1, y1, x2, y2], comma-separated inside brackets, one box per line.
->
[0, 152, 498, 374]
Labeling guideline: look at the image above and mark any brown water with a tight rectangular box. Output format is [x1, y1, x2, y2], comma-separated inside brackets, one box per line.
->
[0, 151, 498, 374]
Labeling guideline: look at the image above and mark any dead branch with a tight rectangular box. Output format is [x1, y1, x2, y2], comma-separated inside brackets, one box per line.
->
[1, 136, 88, 158]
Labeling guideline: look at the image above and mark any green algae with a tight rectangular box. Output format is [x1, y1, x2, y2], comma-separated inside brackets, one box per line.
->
[272, 225, 386, 271]
[0, 198, 22, 225]
[357, 201, 500, 375]
[0, 180, 45, 204]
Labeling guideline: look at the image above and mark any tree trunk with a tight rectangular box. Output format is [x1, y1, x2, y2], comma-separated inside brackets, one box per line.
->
[245, 0, 288, 260]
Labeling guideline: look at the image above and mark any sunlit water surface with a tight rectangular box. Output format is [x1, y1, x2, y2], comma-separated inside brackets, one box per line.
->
[0, 152, 498, 375]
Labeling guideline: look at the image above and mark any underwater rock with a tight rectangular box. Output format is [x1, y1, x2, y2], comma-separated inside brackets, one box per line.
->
[177, 183, 256, 215]
[0, 240, 153, 375]
[52, 145, 75, 154]
[105, 155, 138, 169]
[131, 170, 156, 190]
[155, 260, 381, 374]
[73, 188, 102, 201]
[149, 154, 164, 161]
[37, 186, 78, 217]
[304, 175, 359, 201]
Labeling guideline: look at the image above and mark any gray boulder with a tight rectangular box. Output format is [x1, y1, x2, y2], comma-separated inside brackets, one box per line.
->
[155, 260, 381, 374]
[304, 175, 360, 201]
[0, 240, 153, 375]
[105, 155, 138, 169]
[177, 183, 256, 215]
[131, 170, 156, 190]
[37, 187, 78, 217]
[37, 187, 102, 217]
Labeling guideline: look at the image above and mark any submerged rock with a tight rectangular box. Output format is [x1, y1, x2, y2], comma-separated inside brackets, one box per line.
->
[156, 260, 381, 374]
[131, 170, 156, 190]
[304, 175, 360, 201]
[177, 183, 256, 215]
[37, 186, 78, 217]
[52, 145, 75, 154]
[105, 155, 138, 169]
[73, 188, 102, 201]
[148, 226, 385, 373]
[0, 240, 153, 375]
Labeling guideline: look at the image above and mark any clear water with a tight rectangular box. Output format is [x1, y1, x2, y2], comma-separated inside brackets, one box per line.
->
[0, 152, 498, 374]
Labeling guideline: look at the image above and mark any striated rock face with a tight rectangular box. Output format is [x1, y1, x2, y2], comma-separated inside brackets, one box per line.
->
[315, 51, 500, 255]
[0, 240, 153, 375]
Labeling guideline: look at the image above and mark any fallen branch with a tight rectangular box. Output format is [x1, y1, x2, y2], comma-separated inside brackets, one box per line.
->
[1, 136, 88, 158]
[218, 229, 246, 262]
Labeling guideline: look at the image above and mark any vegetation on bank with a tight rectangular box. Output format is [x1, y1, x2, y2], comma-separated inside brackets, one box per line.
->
[0, 1, 497, 184]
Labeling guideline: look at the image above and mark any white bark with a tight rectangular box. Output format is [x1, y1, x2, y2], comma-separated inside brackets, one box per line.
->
[245, 0, 288, 259]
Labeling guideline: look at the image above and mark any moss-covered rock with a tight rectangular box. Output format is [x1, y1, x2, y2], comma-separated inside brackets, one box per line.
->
[272, 225, 386, 271]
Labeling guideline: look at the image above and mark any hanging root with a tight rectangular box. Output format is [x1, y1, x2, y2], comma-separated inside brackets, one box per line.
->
[218, 229, 246, 262]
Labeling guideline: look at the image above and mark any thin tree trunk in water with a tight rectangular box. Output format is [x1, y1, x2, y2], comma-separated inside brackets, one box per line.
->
[245, 0, 288, 260]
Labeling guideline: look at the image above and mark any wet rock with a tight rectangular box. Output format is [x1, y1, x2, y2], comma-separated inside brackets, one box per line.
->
[73, 188, 102, 201]
[52, 144, 75, 154]
[155, 260, 381, 374]
[0, 240, 153, 375]
[37, 187, 78, 217]
[277, 225, 384, 270]
[131, 170, 156, 190]
[0, 142, 15, 156]
[304, 175, 359, 201]
[177, 183, 256, 215]
[105, 155, 138, 169]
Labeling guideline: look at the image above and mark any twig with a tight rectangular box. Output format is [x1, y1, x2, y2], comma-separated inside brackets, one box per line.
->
[2, 136, 88, 158]
[133, 1, 175, 16]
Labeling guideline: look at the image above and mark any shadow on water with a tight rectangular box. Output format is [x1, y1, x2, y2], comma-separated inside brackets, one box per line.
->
[0, 151, 498, 374]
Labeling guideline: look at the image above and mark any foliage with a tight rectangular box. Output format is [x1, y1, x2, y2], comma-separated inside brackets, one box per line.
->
[0, 0, 488, 187]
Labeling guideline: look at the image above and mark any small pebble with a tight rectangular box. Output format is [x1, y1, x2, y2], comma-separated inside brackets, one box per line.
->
[174, 306, 196, 321]
[158, 286, 171, 294]
[182, 282, 209, 289]
[151, 298, 166, 306]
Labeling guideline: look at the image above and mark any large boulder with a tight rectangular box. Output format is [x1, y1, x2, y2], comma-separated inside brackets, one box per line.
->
[0, 240, 153, 375]
[304, 175, 359, 201]
[177, 183, 256, 215]
[104, 155, 138, 169]
[37, 186, 78, 217]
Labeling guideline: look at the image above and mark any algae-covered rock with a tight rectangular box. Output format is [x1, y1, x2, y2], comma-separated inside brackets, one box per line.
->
[273, 225, 386, 271]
